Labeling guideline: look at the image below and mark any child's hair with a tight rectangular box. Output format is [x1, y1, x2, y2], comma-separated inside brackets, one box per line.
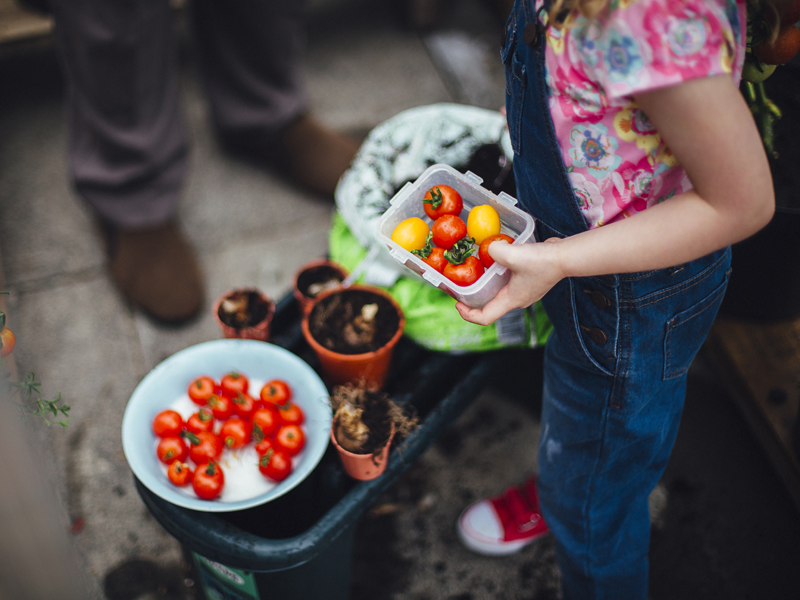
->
[547, 0, 784, 39]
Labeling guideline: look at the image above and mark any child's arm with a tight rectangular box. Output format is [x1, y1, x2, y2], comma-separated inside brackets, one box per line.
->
[457, 74, 775, 326]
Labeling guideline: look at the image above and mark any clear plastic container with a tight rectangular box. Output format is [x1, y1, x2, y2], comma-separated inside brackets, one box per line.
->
[376, 163, 535, 309]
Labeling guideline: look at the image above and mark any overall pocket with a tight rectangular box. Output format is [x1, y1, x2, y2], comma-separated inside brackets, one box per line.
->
[663, 274, 729, 380]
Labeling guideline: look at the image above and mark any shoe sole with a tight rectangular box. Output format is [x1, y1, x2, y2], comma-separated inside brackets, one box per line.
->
[456, 513, 548, 556]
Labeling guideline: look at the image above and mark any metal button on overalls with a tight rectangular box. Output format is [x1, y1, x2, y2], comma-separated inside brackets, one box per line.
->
[587, 328, 608, 346]
[588, 290, 610, 309]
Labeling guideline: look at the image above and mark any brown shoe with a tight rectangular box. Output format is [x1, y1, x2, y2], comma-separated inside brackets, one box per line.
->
[281, 115, 360, 197]
[107, 222, 205, 323]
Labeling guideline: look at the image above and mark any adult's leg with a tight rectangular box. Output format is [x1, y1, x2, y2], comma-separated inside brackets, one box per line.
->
[50, 0, 203, 322]
[191, 0, 359, 196]
[51, 0, 186, 227]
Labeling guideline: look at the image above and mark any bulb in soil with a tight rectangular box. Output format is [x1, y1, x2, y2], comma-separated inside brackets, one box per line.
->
[335, 403, 370, 453]
[343, 303, 379, 348]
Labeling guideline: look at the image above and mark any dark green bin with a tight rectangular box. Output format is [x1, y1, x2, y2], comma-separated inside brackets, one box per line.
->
[135, 294, 502, 600]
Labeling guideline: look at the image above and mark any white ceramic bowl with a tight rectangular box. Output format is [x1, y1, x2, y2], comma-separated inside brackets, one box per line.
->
[122, 339, 331, 512]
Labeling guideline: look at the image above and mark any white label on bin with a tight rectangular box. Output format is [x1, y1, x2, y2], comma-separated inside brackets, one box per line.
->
[496, 308, 527, 345]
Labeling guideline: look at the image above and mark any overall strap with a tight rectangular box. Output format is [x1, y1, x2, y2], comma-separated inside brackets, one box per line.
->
[505, 0, 590, 240]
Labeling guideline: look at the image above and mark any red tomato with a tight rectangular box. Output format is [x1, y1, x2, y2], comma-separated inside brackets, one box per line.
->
[186, 408, 215, 435]
[260, 380, 292, 407]
[431, 214, 468, 250]
[156, 436, 188, 464]
[254, 436, 277, 456]
[252, 405, 282, 439]
[167, 461, 193, 487]
[422, 185, 463, 220]
[444, 256, 485, 287]
[232, 392, 257, 420]
[207, 394, 234, 421]
[184, 431, 224, 464]
[478, 233, 514, 268]
[279, 402, 305, 426]
[276, 425, 306, 456]
[220, 417, 252, 450]
[421, 246, 448, 273]
[152, 409, 185, 438]
[0, 327, 15, 358]
[192, 461, 224, 500]
[188, 376, 216, 406]
[258, 449, 293, 482]
[220, 372, 249, 397]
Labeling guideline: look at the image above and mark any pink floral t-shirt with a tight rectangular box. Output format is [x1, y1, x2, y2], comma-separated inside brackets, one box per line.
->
[539, 0, 747, 229]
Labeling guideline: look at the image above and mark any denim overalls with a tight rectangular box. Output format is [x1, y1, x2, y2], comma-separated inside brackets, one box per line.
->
[501, 2, 732, 598]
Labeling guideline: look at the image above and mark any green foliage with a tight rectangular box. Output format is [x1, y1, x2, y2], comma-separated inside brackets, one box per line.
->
[2, 366, 70, 430]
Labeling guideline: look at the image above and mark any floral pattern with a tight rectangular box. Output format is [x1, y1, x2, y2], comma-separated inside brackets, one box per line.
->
[539, 0, 745, 229]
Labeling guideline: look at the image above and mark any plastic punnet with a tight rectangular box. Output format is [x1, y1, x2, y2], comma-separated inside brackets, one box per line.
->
[377, 164, 535, 309]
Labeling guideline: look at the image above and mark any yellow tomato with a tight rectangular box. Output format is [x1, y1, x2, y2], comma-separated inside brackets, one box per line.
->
[391, 217, 430, 252]
[467, 205, 501, 244]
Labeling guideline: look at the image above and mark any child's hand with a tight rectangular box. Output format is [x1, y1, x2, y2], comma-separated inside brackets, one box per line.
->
[455, 238, 564, 326]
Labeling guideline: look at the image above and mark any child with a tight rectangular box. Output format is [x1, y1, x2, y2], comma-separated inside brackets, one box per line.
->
[455, 0, 775, 598]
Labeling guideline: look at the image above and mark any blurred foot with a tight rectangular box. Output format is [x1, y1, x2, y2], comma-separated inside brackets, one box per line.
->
[457, 477, 549, 556]
[107, 222, 204, 323]
[281, 115, 360, 197]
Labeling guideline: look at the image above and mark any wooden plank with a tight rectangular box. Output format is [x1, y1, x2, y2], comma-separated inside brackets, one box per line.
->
[703, 316, 800, 512]
[0, 0, 52, 45]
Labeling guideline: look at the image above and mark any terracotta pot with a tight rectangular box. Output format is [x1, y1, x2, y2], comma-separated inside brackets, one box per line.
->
[301, 285, 404, 389]
[213, 288, 275, 342]
[331, 422, 395, 481]
[293, 259, 349, 315]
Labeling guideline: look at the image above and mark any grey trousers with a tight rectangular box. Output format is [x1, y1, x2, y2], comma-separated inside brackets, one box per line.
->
[51, 0, 308, 227]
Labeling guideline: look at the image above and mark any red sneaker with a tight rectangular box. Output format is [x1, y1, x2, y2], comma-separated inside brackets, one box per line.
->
[457, 477, 549, 556]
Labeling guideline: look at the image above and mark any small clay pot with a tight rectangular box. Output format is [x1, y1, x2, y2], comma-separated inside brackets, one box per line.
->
[293, 259, 349, 315]
[213, 288, 275, 342]
[301, 285, 404, 389]
[331, 422, 395, 481]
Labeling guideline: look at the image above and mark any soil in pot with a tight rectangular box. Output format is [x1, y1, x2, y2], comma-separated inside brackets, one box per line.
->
[296, 264, 346, 301]
[308, 289, 401, 355]
[331, 382, 417, 456]
[217, 290, 272, 329]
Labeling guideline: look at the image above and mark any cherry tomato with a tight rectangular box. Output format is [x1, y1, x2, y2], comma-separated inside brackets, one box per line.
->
[220, 372, 249, 397]
[192, 461, 224, 500]
[260, 380, 292, 407]
[152, 409, 184, 438]
[444, 256, 485, 287]
[753, 24, 800, 65]
[220, 417, 252, 450]
[431, 214, 468, 250]
[467, 204, 501, 244]
[422, 185, 463, 220]
[422, 246, 448, 273]
[275, 424, 306, 456]
[391, 217, 430, 252]
[186, 407, 215, 435]
[167, 461, 193, 487]
[184, 431, 224, 464]
[0, 327, 15, 358]
[254, 436, 277, 456]
[188, 376, 216, 406]
[156, 436, 188, 464]
[258, 449, 293, 482]
[207, 394, 234, 421]
[478, 233, 514, 268]
[252, 405, 282, 439]
[232, 392, 257, 420]
[279, 402, 305, 426]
